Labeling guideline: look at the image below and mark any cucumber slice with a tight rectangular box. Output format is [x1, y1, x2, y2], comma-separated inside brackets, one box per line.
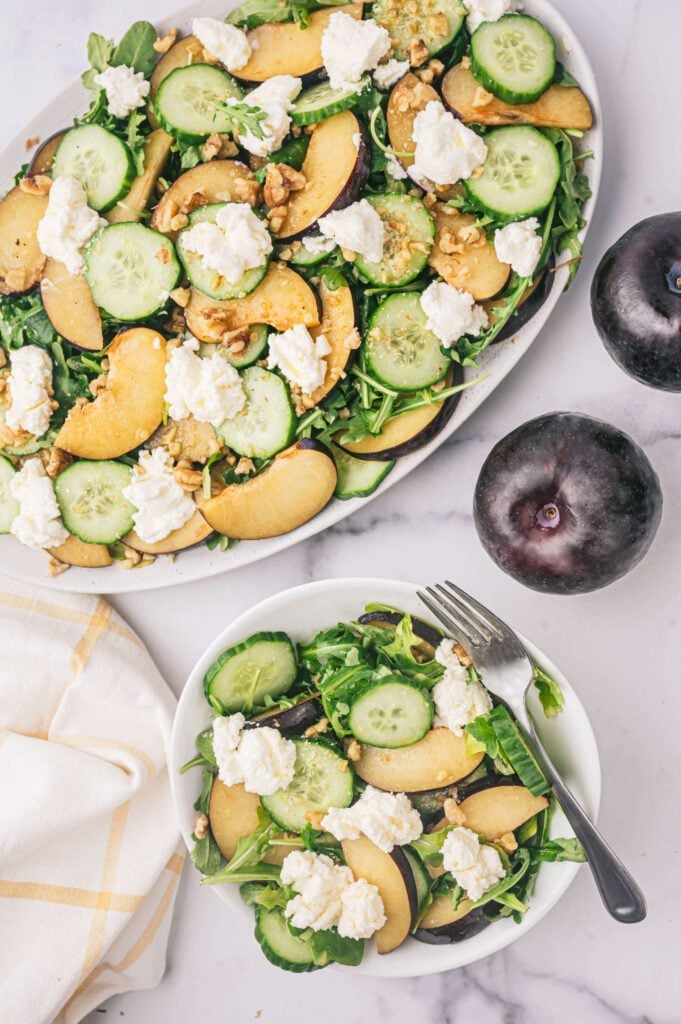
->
[489, 705, 550, 796]
[465, 126, 560, 221]
[216, 365, 295, 459]
[0, 455, 19, 534]
[53, 460, 135, 544]
[354, 194, 435, 288]
[366, 292, 451, 392]
[291, 79, 366, 126]
[403, 847, 430, 919]
[199, 324, 269, 369]
[204, 631, 297, 714]
[288, 240, 331, 268]
[84, 223, 180, 321]
[154, 64, 243, 144]
[177, 204, 269, 301]
[2, 430, 56, 458]
[254, 907, 319, 973]
[261, 738, 354, 832]
[332, 444, 394, 500]
[348, 676, 433, 748]
[373, 0, 465, 63]
[52, 125, 135, 213]
[471, 15, 556, 105]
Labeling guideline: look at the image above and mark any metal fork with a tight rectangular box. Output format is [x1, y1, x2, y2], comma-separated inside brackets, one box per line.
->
[418, 580, 646, 924]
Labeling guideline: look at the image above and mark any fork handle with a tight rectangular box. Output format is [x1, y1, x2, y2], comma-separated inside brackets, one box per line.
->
[525, 721, 647, 923]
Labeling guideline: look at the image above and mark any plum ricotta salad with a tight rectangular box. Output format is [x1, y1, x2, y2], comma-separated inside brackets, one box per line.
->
[181, 608, 584, 971]
[0, 3, 593, 574]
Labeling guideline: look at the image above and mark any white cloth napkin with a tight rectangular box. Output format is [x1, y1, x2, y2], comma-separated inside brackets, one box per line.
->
[0, 578, 184, 1024]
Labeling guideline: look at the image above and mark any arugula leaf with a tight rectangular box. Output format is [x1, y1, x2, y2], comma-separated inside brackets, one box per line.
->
[179, 726, 217, 774]
[532, 837, 586, 863]
[112, 21, 158, 75]
[409, 827, 452, 868]
[190, 830, 222, 875]
[470, 847, 531, 910]
[542, 128, 593, 287]
[126, 110, 149, 175]
[553, 61, 579, 88]
[193, 768, 215, 816]
[240, 881, 291, 910]
[533, 665, 564, 718]
[201, 808, 278, 883]
[0, 292, 56, 350]
[87, 32, 114, 73]
[309, 928, 364, 967]
[464, 714, 500, 759]
[431, 872, 465, 909]
[299, 823, 343, 859]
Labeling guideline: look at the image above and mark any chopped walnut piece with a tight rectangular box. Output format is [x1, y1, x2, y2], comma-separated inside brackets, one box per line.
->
[346, 739, 362, 762]
[439, 229, 464, 255]
[472, 86, 494, 109]
[263, 163, 305, 209]
[443, 798, 466, 826]
[267, 205, 288, 234]
[48, 556, 70, 577]
[426, 12, 450, 37]
[498, 832, 518, 853]
[194, 814, 209, 839]
[170, 211, 189, 232]
[461, 55, 471, 70]
[173, 459, 203, 491]
[154, 27, 178, 53]
[469, 164, 485, 180]
[453, 642, 472, 667]
[89, 374, 108, 398]
[234, 456, 256, 476]
[155, 247, 172, 264]
[170, 286, 190, 308]
[409, 38, 430, 66]
[202, 133, 222, 162]
[24, 135, 39, 151]
[42, 447, 72, 479]
[122, 545, 143, 566]
[303, 717, 330, 739]
[338, 759, 349, 774]
[19, 174, 52, 196]
[232, 176, 261, 205]
[344, 327, 362, 350]
[304, 811, 325, 828]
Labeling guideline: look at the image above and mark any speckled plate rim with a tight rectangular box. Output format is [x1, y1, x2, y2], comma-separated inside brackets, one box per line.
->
[170, 577, 602, 977]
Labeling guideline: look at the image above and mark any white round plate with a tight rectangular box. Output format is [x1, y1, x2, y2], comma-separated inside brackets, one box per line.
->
[170, 577, 601, 977]
[0, 0, 602, 593]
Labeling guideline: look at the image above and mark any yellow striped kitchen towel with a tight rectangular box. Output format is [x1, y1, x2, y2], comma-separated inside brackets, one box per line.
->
[0, 577, 184, 1024]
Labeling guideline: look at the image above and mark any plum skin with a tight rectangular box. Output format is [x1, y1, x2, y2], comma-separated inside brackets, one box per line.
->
[591, 213, 681, 391]
[473, 412, 662, 595]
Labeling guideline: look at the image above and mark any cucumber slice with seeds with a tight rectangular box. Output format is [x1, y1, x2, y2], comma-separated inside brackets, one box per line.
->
[291, 79, 366, 126]
[177, 203, 269, 301]
[471, 15, 556, 105]
[464, 126, 560, 221]
[373, 0, 465, 64]
[52, 125, 135, 212]
[354, 193, 435, 288]
[332, 444, 394, 500]
[348, 676, 433, 748]
[216, 365, 295, 459]
[261, 738, 354, 832]
[254, 907, 319, 973]
[489, 705, 550, 796]
[199, 324, 269, 369]
[155, 64, 243, 144]
[366, 292, 451, 392]
[53, 460, 135, 544]
[0, 456, 19, 534]
[84, 222, 180, 321]
[204, 630, 297, 715]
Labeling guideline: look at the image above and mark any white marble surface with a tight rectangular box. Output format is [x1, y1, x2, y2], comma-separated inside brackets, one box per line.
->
[3, 0, 681, 1020]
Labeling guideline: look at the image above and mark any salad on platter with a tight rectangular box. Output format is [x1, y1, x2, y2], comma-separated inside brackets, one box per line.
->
[181, 606, 584, 972]
[0, 1, 594, 576]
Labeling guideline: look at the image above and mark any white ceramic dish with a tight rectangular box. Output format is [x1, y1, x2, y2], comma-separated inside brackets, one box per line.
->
[170, 577, 601, 977]
[0, 0, 602, 594]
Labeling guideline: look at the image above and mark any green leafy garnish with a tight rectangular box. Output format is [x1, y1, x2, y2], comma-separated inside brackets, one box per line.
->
[533, 665, 565, 718]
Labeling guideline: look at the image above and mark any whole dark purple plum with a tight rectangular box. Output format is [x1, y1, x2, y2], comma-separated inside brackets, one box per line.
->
[474, 413, 662, 594]
[591, 213, 681, 391]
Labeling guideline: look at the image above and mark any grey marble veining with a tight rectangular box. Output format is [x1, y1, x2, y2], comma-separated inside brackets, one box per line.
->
[3, 0, 680, 1020]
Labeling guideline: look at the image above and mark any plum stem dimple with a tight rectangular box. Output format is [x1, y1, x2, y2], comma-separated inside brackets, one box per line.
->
[665, 260, 681, 296]
[537, 502, 561, 529]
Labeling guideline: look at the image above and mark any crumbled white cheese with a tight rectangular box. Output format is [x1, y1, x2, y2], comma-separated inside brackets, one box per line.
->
[37, 176, 106, 276]
[420, 280, 488, 348]
[321, 12, 391, 92]
[281, 850, 354, 931]
[318, 199, 385, 264]
[212, 715, 296, 795]
[267, 324, 331, 395]
[373, 58, 409, 90]
[229, 76, 302, 157]
[338, 878, 387, 940]
[441, 826, 506, 902]
[412, 101, 488, 187]
[385, 153, 408, 181]
[192, 17, 251, 70]
[299, 233, 336, 257]
[321, 785, 422, 853]
[122, 447, 195, 544]
[433, 639, 492, 736]
[494, 217, 542, 278]
[463, 0, 518, 34]
[165, 341, 246, 427]
[6, 345, 54, 437]
[181, 202, 272, 286]
[93, 64, 150, 119]
[9, 458, 68, 551]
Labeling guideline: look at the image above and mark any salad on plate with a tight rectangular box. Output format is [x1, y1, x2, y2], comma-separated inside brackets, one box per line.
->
[181, 606, 585, 972]
[0, 1, 594, 575]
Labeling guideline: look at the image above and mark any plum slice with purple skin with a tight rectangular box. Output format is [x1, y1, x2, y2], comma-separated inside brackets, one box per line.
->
[474, 412, 662, 595]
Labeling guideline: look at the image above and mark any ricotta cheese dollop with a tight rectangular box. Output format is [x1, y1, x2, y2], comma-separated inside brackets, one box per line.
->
[181, 202, 272, 286]
[281, 850, 386, 939]
[420, 280, 488, 348]
[9, 458, 68, 551]
[122, 447, 195, 545]
[37, 176, 106, 276]
[441, 826, 506, 902]
[494, 217, 543, 278]
[463, 0, 518, 34]
[6, 345, 54, 437]
[299, 233, 336, 258]
[412, 101, 488, 187]
[373, 58, 410, 91]
[338, 877, 387, 940]
[229, 76, 302, 157]
[212, 714, 296, 796]
[192, 17, 251, 71]
[93, 64, 150, 119]
[321, 785, 423, 853]
[318, 198, 385, 264]
[267, 324, 331, 395]
[165, 340, 246, 427]
[433, 639, 492, 736]
[321, 12, 392, 92]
